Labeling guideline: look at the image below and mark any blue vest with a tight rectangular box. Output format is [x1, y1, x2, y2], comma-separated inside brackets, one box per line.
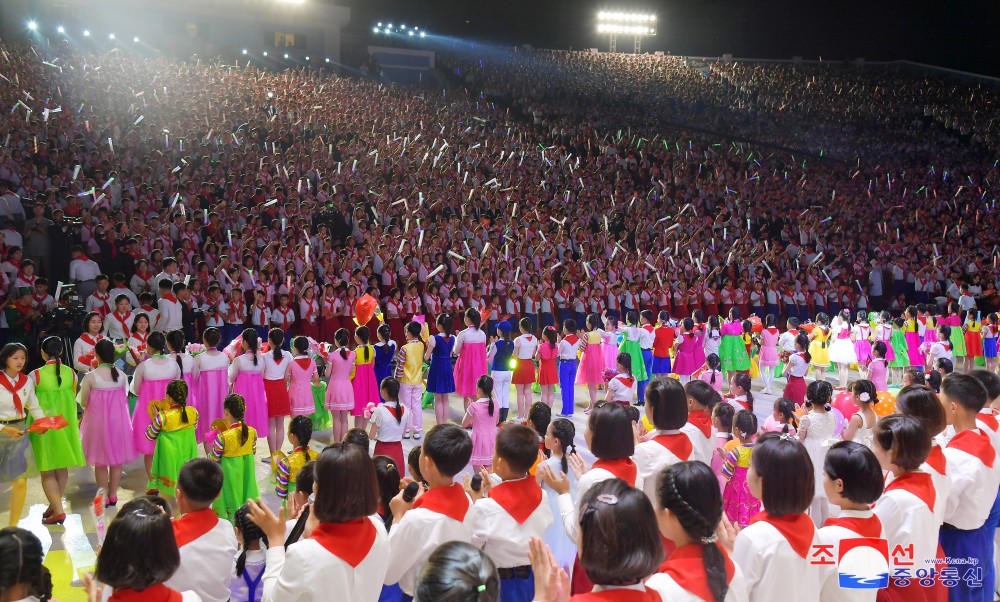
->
[491, 340, 514, 371]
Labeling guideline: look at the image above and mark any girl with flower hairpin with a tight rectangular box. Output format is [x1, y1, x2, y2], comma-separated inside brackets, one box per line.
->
[841, 380, 878, 449]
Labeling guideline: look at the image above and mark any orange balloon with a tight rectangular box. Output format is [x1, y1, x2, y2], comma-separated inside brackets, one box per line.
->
[873, 391, 897, 417]
[354, 293, 379, 327]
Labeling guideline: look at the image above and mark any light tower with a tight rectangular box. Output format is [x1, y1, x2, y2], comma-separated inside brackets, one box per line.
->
[596, 11, 656, 54]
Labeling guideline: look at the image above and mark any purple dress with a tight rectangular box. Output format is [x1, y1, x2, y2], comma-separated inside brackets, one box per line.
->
[467, 399, 498, 465]
[324, 350, 356, 411]
[195, 367, 228, 443]
[673, 332, 702, 376]
[81, 377, 135, 466]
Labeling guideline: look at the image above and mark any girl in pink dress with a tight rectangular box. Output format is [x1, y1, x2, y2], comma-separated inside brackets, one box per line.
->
[602, 322, 620, 371]
[575, 314, 608, 413]
[130, 332, 181, 481]
[873, 311, 896, 363]
[758, 315, 781, 395]
[721, 410, 760, 527]
[462, 375, 498, 472]
[672, 317, 701, 384]
[868, 342, 889, 392]
[228, 328, 268, 437]
[79, 341, 135, 505]
[288, 336, 320, 417]
[194, 328, 230, 453]
[324, 328, 356, 442]
[453, 308, 489, 411]
[535, 326, 560, 407]
[852, 311, 873, 375]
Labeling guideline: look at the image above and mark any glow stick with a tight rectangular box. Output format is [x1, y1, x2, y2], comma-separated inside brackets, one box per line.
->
[428, 265, 446, 279]
[448, 250, 465, 262]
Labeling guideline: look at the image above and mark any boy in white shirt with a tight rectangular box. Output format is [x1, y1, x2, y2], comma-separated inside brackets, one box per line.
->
[469, 424, 552, 601]
[385, 423, 474, 600]
[166, 458, 238, 602]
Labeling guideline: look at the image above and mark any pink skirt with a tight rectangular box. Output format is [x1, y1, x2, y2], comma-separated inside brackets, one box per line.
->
[82, 387, 135, 466]
[182, 371, 200, 436]
[233, 372, 268, 434]
[325, 377, 355, 411]
[924, 328, 939, 344]
[905, 331, 923, 366]
[723, 466, 761, 528]
[288, 379, 315, 416]
[759, 344, 780, 367]
[265, 378, 291, 418]
[133, 378, 171, 456]
[352, 363, 379, 416]
[876, 337, 896, 362]
[603, 340, 619, 370]
[454, 342, 488, 397]
[195, 368, 228, 443]
[854, 340, 873, 365]
[576, 345, 606, 385]
[673, 350, 698, 376]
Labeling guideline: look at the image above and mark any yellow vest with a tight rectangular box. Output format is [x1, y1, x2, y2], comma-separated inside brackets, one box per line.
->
[286, 447, 314, 485]
[219, 423, 257, 457]
[158, 406, 199, 432]
[402, 340, 425, 385]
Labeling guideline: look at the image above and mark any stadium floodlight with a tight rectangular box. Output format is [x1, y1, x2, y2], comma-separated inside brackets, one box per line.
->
[325, 58, 330, 62]
[373, 27, 379, 33]
[57, 26, 65, 34]
[420, 31, 426, 38]
[305, 56, 310, 60]
[597, 10, 656, 53]
[242, 49, 248, 54]
[408, 30, 414, 36]
[283, 53, 289, 59]
[262, 51, 268, 56]
[27, 21, 38, 31]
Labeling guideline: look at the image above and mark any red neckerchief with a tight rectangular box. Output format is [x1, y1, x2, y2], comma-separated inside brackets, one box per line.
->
[172, 508, 219, 548]
[652, 433, 694, 460]
[766, 327, 778, 334]
[925, 444, 947, 475]
[642, 324, 654, 333]
[276, 307, 292, 324]
[294, 357, 312, 370]
[978, 411, 999, 433]
[109, 584, 182, 602]
[383, 402, 404, 420]
[136, 270, 152, 282]
[80, 333, 103, 346]
[488, 477, 543, 525]
[309, 519, 377, 568]
[659, 544, 735, 602]
[787, 329, 799, 336]
[948, 429, 995, 468]
[687, 409, 712, 438]
[570, 589, 662, 601]
[412, 483, 471, 522]
[112, 311, 132, 337]
[592, 458, 638, 487]
[823, 511, 883, 538]
[161, 293, 177, 303]
[565, 334, 579, 345]
[881, 471, 936, 512]
[749, 512, 815, 559]
[0, 372, 28, 414]
[615, 374, 636, 388]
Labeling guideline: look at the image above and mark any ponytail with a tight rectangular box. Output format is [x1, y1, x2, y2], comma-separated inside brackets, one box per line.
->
[242, 328, 259, 366]
[95, 340, 119, 382]
[167, 330, 186, 376]
[550, 418, 576, 476]
[41, 337, 64, 386]
[477, 375, 495, 417]
[270, 328, 284, 363]
[225, 394, 249, 446]
[335, 328, 349, 360]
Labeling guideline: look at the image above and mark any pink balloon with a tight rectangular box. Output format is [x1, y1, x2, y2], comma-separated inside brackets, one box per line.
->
[832, 407, 847, 436]
[832, 391, 855, 422]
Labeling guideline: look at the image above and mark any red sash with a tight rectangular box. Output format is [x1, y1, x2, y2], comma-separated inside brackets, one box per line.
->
[309, 519, 377, 568]
[823, 513, 883, 538]
[882, 471, 936, 512]
[109, 584, 182, 602]
[749, 512, 815, 559]
[489, 477, 543, 525]
[687, 409, 712, 438]
[660, 544, 735, 602]
[172, 508, 220, 548]
[412, 483, 471, 522]
[0, 372, 28, 414]
[948, 429, 995, 468]
[592, 458, 638, 487]
[652, 433, 693, 461]
[978, 412, 999, 433]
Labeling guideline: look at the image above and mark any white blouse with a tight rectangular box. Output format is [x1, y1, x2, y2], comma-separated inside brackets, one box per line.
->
[262, 350, 293, 380]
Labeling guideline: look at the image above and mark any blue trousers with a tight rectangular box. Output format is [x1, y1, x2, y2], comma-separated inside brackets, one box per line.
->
[500, 572, 534, 602]
[559, 360, 578, 415]
[637, 349, 654, 405]
[540, 313, 554, 330]
[557, 308, 572, 327]
[938, 486, 1000, 602]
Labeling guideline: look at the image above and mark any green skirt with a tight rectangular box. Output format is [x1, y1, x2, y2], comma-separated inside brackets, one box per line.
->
[719, 335, 751, 372]
[310, 383, 332, 432]
[620, 339, 647, 381]
[950, 327, 967, 357]
[214, 454, 260, 522]
[28, 389, 85, 472]
[148, 428, 199, 491]
[889, 331, 910, 368]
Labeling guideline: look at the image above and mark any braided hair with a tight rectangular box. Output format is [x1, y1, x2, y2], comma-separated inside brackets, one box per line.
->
[657, 462, 729, 602]
[548, 418, 576, 476]
[242, 328, 260, 366]
[94, 340, 119, 382]
[167, 330, 187, 376]
[166, 379, 190, 423]
[224, 394, 249, 446]
[40, 337, 65, 386]
[233, 505, 268, 578]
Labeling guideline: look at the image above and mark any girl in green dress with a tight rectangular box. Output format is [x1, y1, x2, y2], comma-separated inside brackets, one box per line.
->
[209, 393, 260, 522]
[144, 379, 199, 494]
[28, 337, 86, 525]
